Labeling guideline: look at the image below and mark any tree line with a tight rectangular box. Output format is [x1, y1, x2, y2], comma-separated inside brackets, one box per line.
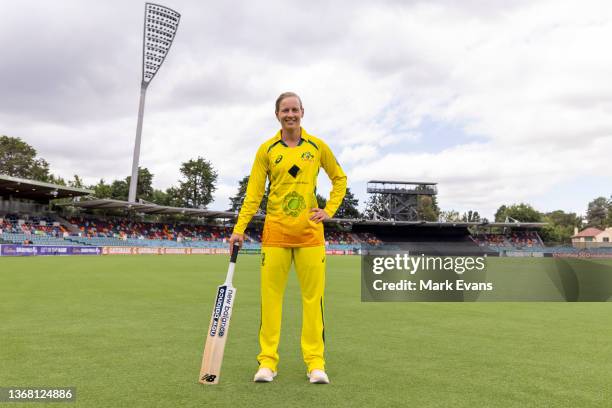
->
[87, 159, 218, 209]
[2, 135, 610, 237]
[1, 135, 218, 208]
[0, 135, 362, 215]
[494, 201, 612, 243]
[226, 175, 361, 218]
[440, 200, 612, 244]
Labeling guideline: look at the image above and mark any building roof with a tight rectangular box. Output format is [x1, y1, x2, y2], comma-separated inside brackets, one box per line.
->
[572, 227, 603, 238]
[61, 198, 547, 228]
[0, 174, 93, 201]
[62, 198, 242, 218]
[368, 180, 438, 185]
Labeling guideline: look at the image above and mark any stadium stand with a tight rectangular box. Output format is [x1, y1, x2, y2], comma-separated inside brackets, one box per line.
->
[471, 231, 544, 251]
[4, 174, 575, 256]
[0, 213, 80, 246]
[12, 175, 595, 256]
[6, 210, 612, 256]
[352, 223, 496, 256]
[67, 216, 232, 241]
[325, 230, 357, 245]
[1, 212, 361, 250]
[9, 209, 611, 256]
[356, 232, 383, 246]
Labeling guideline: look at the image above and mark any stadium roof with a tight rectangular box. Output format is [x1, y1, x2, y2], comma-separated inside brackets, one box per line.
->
[346, 220, 546, 228]
[0, 174, 93, 201]
[62, 198, 546, 228]
[368, 180, 438, 185]
[62, 198, 242, 218]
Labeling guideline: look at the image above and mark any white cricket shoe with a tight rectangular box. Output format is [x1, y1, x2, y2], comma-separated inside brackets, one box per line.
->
[253, 367, 277, 383]
[307, 369, 330, 384]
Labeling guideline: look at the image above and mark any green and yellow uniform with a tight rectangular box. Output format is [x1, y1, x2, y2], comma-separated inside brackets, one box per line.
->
[234, 128, 347, 372]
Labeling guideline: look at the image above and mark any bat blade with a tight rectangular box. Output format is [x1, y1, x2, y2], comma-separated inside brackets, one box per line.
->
[198, 283, 237, 385]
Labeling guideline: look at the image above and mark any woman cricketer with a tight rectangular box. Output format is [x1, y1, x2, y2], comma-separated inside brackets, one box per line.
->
[229, 92, 347, 384]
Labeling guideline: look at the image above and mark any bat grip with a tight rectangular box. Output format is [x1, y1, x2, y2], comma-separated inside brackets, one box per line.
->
[230, 244, 240, 263]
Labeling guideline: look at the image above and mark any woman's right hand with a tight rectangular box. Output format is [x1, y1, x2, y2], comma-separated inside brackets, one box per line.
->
[229, 233, 244, 254]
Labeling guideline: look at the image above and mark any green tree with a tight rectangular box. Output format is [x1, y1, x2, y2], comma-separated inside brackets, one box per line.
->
[334, 187, 361, 219]
[316, 194, 327, 210]
[607, 196, 612, 227]
[90, 168, 157, 202]
[494, 205, 507, 222]
[494, 203, 542, 222]
[68, 175, 85, 189]
[586, 196, 609, 228]
[414, 185, 440, 219]
[125, 167, 154, 201]
[177, 157, 218, 208]
[229, 176, 249, 211]
[147, 187, 182, 207]
[439, 210, 461, 222]
[166, 187, 184, 207]
[91, 179, 112, 198]
[364, 195, 389, 220]
[46, 174, 66, 186]
[110, 180, 129, 201]
[539, 210, 582, 244]
[417, 195, 438, 221]
[0, 135, 53, 182]
[431, 195, 440, 216]
[546, 210, 582, 228]
[228, 175, 269, 213]
[149, 189, 169, 205]
[462, 210, 481, 222]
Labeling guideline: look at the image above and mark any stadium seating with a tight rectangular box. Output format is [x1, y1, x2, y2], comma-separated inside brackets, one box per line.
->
[472, 231, 544, 251]
[352, 224, 496, 256]
[355, 232, 383, 246]
[67, 216, 233, 241]
[11, 212, 601, 257]
[0, 213, 71, 245]
[325, 230, 357, 245]
[0, 213, 363, 250]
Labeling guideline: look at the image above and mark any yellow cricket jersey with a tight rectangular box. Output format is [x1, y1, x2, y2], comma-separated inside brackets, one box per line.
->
[233, 128, 347, 247]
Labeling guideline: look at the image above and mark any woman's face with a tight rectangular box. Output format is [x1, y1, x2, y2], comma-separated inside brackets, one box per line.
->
[276, 96, 303, 131]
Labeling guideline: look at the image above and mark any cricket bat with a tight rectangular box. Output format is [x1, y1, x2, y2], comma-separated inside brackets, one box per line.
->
[198, 244, 240, 385]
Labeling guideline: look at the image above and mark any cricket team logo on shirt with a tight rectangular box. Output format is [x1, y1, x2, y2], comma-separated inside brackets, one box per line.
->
[282, 191, 306, 217]
[301, 151, 314, 162]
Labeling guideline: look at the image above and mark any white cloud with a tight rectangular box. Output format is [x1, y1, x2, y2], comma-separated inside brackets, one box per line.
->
[351, 136, 612, 217]
[1, 0, 610, 217]
[339, 145, 378, 165]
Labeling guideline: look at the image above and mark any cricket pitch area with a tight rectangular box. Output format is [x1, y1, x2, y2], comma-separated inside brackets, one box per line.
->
[2, 255, 611, 407]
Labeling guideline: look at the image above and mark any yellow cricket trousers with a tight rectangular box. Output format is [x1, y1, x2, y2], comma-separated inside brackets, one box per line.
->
[257, 246, 326, 373]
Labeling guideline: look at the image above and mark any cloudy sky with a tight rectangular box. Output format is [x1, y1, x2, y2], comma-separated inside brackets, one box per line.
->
[1, 0, 611, 218]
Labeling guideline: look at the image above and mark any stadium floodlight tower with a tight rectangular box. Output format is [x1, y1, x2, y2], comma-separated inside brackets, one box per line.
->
[128, 3, 180, 203]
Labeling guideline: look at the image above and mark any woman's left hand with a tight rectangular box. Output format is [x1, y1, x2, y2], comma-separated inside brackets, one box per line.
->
[309, 208, 330, 223]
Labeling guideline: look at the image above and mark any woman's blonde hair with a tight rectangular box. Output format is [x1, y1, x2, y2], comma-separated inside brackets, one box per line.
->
[275, 92, 303, 114]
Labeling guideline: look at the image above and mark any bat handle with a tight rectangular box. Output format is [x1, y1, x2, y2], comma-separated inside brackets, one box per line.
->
[224, 244, 240, 286]
[230, 244, 240, 264]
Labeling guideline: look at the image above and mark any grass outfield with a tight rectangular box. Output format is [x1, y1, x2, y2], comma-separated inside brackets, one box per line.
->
[1, 255, 611, 407]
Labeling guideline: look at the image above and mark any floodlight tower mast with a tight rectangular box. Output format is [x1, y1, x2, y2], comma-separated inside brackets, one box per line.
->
[128, 3, 180, 203]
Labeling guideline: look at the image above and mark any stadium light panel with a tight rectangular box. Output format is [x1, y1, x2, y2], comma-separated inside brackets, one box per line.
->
[141, 2, 180, 86]
[129, 3, 181, 203]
